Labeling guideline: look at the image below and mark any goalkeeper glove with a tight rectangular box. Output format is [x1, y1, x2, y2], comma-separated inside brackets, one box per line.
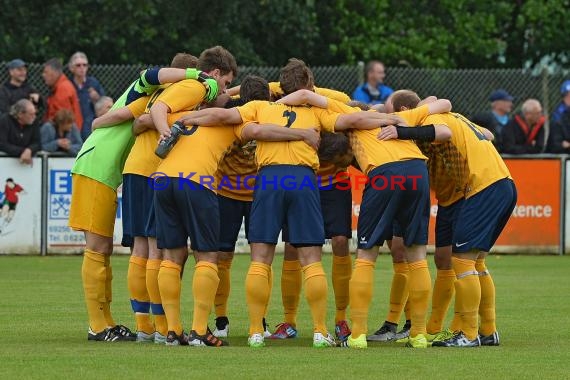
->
[202, 78, 219, 102]
[185, 68, 219, 102]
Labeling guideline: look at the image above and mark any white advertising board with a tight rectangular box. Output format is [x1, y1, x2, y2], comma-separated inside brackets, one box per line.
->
[0, 158, 41, 254]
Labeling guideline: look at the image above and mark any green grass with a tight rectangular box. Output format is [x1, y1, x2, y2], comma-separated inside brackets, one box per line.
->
[1, 254, 569, 379]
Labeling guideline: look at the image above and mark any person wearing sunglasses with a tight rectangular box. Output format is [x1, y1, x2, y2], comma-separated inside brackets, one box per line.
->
[69, 52, 105, 141]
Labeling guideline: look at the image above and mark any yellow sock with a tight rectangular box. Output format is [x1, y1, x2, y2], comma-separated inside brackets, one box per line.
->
[82, 249, 107, 333]
[450, 311, 462, 332]
[349, 258, 375, 337]
[427, 269, 456, 334]
[146, 259, 167, 336]
[452, 257, 481, 340]
[103, 255, 115, 327]
[332, 255, 352, 322]
[158, 260, 182, 335]
[215, 259, 232, 317]
[264, 265, 273, 317]
[386, 262, 409, 324]
[246, 262, 271, 335]
[128, 256, 153, 334]
[303, 262, 328, 334]
[408, 260, 431, 337]
[476, 258, 496, 335]
[281, 260, 302, 327]
[191, 262, 219, 335]
[404, 299, 411, 322]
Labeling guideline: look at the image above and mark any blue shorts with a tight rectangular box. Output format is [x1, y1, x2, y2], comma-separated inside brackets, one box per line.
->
[435, 199, 464, 247]
[249, 165, 324, 246]
[122, 174, 154, 247]
[218, 194, 251, 252]
[357, 159, 430, 249]
[392, 221, 403, 238]
[452, 178, 517, 253]
[154, 178, 219, 252]
[283, 186, 352, 241]
[145, 198, 157, 238]
[320, 186, 352, 239]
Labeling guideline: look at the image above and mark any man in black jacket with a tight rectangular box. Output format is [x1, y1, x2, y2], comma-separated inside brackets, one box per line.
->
[0, 59, 43, 116]
[0, 99, 40, 165]
[501, 99, 546, 154]
[548, 109, 570, 153]
[471, 89, 514, 153]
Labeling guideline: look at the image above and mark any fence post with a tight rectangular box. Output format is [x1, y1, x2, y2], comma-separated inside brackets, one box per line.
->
[562, 155, 567, 255]
[357, 61, 365, 87]
[542, 66, 550, 152]
[40, 152, 49, 256]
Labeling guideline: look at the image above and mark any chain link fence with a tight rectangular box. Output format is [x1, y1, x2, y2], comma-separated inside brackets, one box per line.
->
[1, 62, 568, 119]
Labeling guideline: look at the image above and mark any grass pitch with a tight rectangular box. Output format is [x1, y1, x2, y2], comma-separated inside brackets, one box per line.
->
[0, 254, 569, 379]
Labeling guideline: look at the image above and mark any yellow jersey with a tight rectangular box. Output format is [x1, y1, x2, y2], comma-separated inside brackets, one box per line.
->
[157, 122, 243, 191]
[423, 112, 512, 198]
[123, 80, 205, 177]
[236, 100, 339, 171]
[325, 100, 429, 175]
[417, 141, 464, 206]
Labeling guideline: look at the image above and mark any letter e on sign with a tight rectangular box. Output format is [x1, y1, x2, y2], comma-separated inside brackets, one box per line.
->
[50, 170, 72, 194]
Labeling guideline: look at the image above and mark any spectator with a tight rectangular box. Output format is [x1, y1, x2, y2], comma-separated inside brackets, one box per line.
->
[352, 60, 394, 105]
[40, 109, 83, 156]
[471, 89, 514, 152]
[68, 52, 105, 141]
[548, 110, 570, 153]
[502, 99, 546, 154]
[0, 59, 43, 116]
[94, 96, 113, 117]
[0, 99, 40, 165]
[42, 58, 83, 129]
[551, 80, 570, 124]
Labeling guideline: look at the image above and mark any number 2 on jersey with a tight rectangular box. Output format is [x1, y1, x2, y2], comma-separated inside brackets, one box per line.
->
[283, 110, 297, 128]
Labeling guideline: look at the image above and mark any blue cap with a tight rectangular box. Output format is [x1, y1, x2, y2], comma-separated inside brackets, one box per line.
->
[489, 89, 514, 102]
[7, 59, 26, 70]
[561, 80, 570, 95]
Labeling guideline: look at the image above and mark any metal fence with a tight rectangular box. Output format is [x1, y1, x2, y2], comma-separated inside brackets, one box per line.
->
[1, 62, 569, 118]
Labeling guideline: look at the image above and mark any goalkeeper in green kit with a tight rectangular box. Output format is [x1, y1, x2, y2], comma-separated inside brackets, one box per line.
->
[69, 58, 218, 342]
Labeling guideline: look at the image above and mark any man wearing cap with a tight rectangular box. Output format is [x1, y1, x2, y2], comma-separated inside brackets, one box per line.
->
[547, 80, 570, 153]
[471, 89, 514, 152]
[0, 59, 43, 116]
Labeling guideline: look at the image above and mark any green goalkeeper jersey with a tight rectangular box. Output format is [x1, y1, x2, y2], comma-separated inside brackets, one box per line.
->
[71, 72, 159, 190]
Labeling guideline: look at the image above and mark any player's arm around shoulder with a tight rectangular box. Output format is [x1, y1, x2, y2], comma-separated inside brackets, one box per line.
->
[177, 107, 243, 127]
[334, 111, 404, 131]
[277, 89, 329, 108]
[92, 106, 134, 130]
[239, 122, 320, 150]
[432, 123, 452, 141]
[422, 97, 452, 115]
[132, 114, 153, 136]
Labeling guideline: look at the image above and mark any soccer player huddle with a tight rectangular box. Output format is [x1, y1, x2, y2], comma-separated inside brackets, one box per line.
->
[69, 45, 516, 349]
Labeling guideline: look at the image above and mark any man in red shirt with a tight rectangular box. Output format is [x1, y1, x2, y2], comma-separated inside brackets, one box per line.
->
[42, 58, 83, 129]
[0, 178, 25, 233]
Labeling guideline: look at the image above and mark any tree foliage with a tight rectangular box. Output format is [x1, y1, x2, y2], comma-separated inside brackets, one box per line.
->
[0, 0, 568, 68]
